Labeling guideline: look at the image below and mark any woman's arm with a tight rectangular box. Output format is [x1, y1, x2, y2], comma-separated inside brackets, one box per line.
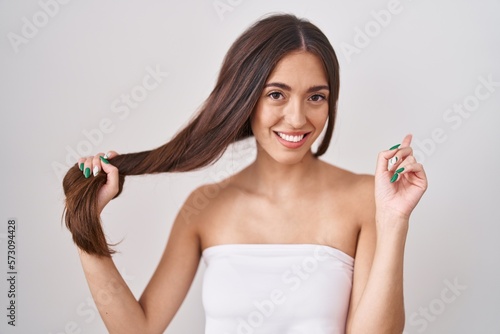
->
[79, 210, 201, 334]
[346, 134, 427, 334]
[76, 152, 202, 334]
[345, 206, 408, 333]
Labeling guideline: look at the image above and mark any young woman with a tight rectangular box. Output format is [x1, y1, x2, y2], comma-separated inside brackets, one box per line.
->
[63, 14, 427, 334]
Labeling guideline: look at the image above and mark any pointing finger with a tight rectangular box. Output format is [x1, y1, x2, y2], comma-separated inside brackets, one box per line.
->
[400, 133, 413, 148]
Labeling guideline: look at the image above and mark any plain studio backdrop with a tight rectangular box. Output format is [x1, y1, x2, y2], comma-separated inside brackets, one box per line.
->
[1, 0, 499, 333]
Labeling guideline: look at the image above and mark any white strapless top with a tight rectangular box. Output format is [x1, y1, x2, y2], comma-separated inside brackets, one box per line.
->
[202, 244, 354, 334]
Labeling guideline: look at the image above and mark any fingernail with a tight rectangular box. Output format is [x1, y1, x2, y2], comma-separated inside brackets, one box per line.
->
[395, 167, 405, 174]
[84, 168, 91, 179]
[389, 144, 401, 150]
[79, 163, 84, 171]
[100, 156, 109, 164]
[93, 166, 99, 177]
[104, 152, 110, 159]
[390, 172, 399, 183]
[388, 156, 398, 170]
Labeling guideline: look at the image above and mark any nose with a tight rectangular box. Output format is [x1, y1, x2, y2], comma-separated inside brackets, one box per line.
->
[284, 99, 307, 129]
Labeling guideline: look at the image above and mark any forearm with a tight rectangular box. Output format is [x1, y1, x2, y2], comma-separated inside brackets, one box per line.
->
[79, 250, 150, 334]
[348, 215, 408, 334]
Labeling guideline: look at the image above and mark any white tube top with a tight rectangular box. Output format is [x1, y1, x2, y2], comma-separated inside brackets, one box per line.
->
[202, 244, 354, 334]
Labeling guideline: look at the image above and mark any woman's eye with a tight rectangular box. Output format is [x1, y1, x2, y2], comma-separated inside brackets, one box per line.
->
[309, 94, 326, 102]
[268, 92, 283, 100]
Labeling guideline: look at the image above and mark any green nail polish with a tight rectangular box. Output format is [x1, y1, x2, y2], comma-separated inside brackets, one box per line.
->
[79, 163, 84, 171]
[395, 167, 405, 174]
[390, 172, 399, 183]
[389, 144, 401, 150]
[84, 168, 91, 178]
[100, 156, 109, 164]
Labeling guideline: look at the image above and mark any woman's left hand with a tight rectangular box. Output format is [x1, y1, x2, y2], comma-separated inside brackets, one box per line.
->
[374, 134, 428, 221]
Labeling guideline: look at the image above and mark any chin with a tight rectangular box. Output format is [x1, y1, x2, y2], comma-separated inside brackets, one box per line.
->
[262, 146, 315, 165]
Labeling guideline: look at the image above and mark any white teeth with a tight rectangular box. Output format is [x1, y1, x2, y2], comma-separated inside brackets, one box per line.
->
[277, 132, 305, 143]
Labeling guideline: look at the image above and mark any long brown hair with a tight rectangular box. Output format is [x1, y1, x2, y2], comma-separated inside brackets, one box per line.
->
[62, 14, 341, 256]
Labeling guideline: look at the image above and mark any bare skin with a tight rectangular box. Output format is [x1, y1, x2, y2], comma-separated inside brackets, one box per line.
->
[197, 159, 364, 257]
[77, 51, 427, 334]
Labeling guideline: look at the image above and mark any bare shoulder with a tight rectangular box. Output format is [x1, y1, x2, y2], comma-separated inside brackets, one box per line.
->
[319, 160, 373, 191]
[318, 160, 375, 226]
[176, 175, 247, 227]
[176, 174, 253, 249]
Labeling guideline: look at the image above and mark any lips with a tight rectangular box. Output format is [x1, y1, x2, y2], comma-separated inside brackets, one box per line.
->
[273, 131, 311, 148]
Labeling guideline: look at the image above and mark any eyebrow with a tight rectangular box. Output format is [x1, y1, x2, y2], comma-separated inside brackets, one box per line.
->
[264, 82, 329, 93]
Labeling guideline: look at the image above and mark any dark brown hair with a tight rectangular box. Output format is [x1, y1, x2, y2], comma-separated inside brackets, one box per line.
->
[63, 13, 341, 256]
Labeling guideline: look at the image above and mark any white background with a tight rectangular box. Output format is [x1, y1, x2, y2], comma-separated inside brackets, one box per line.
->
[1, 0, 499, 333]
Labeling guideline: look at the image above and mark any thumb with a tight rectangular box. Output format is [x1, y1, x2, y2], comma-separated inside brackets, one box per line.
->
[97, 155, 120, 212]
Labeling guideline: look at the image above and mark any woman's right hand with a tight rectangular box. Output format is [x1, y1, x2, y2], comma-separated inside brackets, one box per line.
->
[77, 151, 120, 214]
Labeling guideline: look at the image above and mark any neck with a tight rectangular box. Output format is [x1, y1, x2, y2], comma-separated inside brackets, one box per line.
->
[246, 147, 321, 198]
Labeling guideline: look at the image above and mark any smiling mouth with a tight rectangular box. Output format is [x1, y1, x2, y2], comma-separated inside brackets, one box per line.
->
[274, 131, 310, 143]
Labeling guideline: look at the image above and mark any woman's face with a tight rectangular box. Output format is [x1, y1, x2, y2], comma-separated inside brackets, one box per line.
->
[251, 51, 329, 165]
